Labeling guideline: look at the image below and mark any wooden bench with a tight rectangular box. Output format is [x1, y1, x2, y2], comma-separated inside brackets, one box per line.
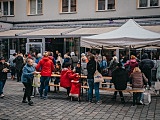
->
[100, 87, 144, 106]
[49, 83, 144, 106]
[80, 83, 144, 106]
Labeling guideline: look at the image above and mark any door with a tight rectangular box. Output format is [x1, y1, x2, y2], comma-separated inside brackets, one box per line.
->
[26, 43, 43, 54]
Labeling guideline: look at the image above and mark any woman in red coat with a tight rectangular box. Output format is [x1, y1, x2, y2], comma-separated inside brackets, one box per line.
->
[60, 63, 78, 97]
[124, 55, 138, 76]
[36, 52, 54, 99]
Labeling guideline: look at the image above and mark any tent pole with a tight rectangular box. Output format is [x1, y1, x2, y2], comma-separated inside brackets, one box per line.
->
[102, 45, 103, 64]
[116, 48, 119, 62]
[129, 46, 131, 60]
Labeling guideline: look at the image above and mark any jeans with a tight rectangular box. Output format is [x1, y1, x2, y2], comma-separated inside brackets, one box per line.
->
[0, 80, 6, 95]
[23, 82, 32, 101]
[134, 92, 144, 102]
[39, 76, 50, 97]
[87, 79, 100, 102]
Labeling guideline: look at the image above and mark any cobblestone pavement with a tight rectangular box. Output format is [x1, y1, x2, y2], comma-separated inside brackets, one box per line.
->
[0, 79, 160, 120]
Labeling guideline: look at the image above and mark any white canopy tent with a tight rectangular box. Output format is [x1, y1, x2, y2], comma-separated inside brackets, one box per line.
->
[81, 19, 160, 48]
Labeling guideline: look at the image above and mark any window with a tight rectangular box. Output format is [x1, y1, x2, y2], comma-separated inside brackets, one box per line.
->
[61, 0, 77, 13]
[28, 0, 43, 15]
[138, 0, 159, 8]
[0, 0, 14, 16]
[97, 0, 115, 11]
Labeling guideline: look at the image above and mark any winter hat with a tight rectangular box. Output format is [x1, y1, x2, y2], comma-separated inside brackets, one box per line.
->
[70, 52, 75, 56]
[0, 57, 5, 60]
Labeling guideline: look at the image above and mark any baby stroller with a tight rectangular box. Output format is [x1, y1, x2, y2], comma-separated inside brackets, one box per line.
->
[69, 80, 81, 102]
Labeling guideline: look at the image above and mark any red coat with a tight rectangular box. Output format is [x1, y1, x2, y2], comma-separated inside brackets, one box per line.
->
[124, 59, 138, 75]
[36, 57, 54, 77]
[70, 81, 81, 97]
[60, 68, 77, 88]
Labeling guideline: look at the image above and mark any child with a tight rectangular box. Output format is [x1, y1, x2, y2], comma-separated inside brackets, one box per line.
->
[60, 63, 78, 98]
[54, 62, 61, 93]
[75, 62, 81, 74]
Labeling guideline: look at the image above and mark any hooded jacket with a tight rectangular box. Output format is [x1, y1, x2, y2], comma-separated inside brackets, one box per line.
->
[60, 68, 78, 88]
[124, 59, 138, 75]
[36, 57, 54, 77]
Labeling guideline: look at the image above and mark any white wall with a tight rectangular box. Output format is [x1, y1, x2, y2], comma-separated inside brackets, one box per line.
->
[6, 0, 160, 22]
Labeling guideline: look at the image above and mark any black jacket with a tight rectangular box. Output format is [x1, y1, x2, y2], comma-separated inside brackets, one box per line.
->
[13, 56, 24, 71]
[112, 67, 128, 90]
[87, 60, 101, 79]
[0, 62, 9, 80]
[139, 59, 154, 72]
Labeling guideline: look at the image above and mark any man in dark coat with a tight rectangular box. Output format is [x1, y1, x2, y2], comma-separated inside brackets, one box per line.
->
[112, 63, 128, 103]
[13, 53, 24, 82]
[139, 53, 154, 89]
[0, 57, 9, 98]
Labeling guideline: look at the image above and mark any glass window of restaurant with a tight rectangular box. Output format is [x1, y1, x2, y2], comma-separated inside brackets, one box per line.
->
[0, 38, 27, 60]
[45, 38, 80, 57]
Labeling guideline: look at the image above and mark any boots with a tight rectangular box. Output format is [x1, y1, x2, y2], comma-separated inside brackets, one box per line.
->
[121, 97, 125, 104]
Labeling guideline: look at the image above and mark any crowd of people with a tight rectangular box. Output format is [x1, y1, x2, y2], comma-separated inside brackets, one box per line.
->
[0, 50, 159, 106]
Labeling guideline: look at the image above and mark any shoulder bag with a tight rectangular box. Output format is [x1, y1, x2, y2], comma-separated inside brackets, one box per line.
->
[94, 62, 104, 83]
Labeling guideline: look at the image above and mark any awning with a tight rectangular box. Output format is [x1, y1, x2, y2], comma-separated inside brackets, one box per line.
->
[0, 25, 159, 38]
[22, 28, 72, 36]
[66, 27, 118, 35]
[143, 26, 160, 33]
[0, 30, 32, 37]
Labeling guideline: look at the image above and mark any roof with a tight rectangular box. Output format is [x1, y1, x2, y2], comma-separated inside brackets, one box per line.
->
[143, 26, 160, 33]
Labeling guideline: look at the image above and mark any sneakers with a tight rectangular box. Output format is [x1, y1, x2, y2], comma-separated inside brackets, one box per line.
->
[137, 100, 144, 105]
[96, 101, 102, 104]
[0, 94, 4, 98]
[89, 100, 94, 103]
[22, 100, 27, 103]
[43, 96, 48, 100]
[28, 101, 34, 106]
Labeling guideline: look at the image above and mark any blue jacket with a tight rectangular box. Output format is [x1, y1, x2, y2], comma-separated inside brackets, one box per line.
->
[21, 64, 35, 83]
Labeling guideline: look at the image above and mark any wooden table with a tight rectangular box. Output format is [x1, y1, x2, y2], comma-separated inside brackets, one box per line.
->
[51, 73, 112, 96]
[51, 73, 112, 80]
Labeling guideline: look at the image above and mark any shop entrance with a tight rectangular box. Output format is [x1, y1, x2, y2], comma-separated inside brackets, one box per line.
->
[26, 43, 43, 55]
[26, 38, 45, 55]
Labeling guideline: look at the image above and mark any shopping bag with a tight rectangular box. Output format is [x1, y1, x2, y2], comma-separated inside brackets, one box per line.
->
[143, 89, 151, 105]
[155, 81, 160, 90]
[32, 74, 41, 87]
[94, 70, 104, 83]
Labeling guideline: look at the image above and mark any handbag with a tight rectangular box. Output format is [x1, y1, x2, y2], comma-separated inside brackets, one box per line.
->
[155, 80, 160, 90]
[94, 62, 104, 83]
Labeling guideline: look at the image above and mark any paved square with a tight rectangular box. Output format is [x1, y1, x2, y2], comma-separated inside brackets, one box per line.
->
[0, 80, 160, 120]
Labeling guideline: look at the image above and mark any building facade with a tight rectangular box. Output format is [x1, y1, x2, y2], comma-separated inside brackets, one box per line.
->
[0, 0, 160, 59]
